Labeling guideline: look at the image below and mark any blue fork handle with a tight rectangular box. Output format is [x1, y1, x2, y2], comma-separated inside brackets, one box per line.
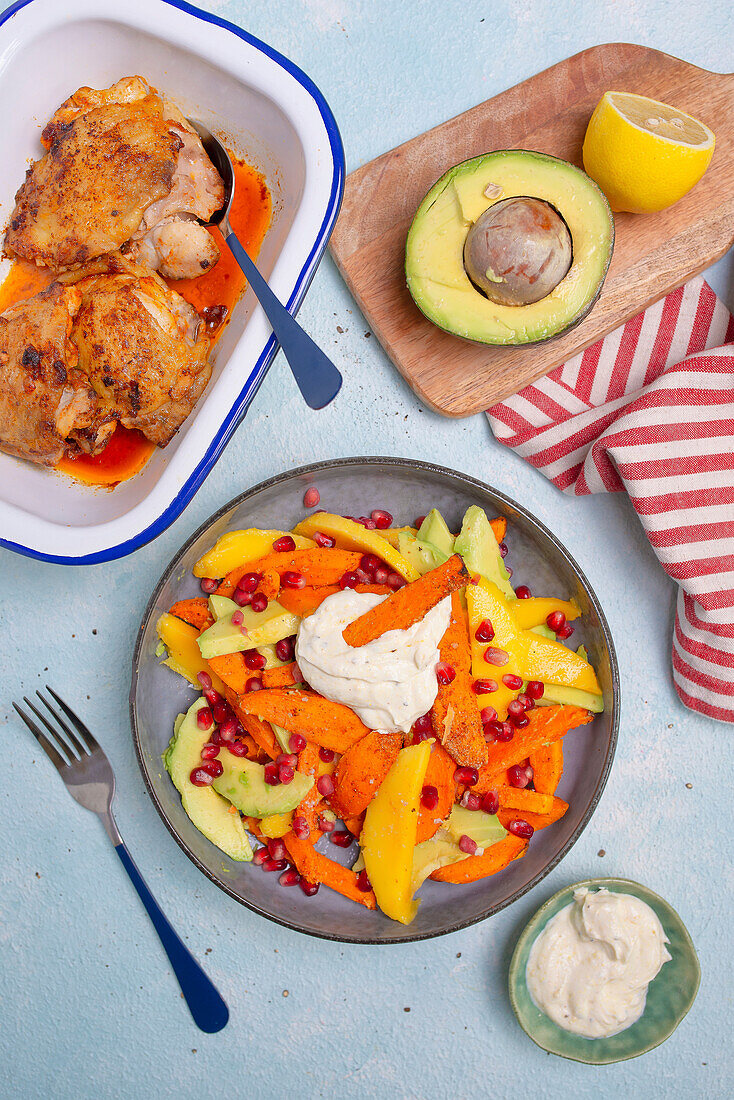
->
[115, 842, 229, 1033]
[225, 230, 343, 410]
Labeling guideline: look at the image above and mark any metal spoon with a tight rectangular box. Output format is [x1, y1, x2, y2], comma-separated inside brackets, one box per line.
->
[189, 120, 342, 410]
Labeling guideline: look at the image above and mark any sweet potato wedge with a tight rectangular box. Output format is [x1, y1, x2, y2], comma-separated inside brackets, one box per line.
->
[208, 652, 249, 695]
[430, 591, 487, 769]
[343, 554, 469, 648]
[490, 517, 507, 543]
[415, 743, 456, 843]
[529, 741, 564, 795]
[284, 834, 376, 908]
[497, 796, 568, 832]
[277, 583, 393, 618]
[430, 834, 527, 883]
[169, 597, 213, 631]
[261, 663, 299, 689]
[234, 688, 370, 753]
[473, 705, 591, 795]
[295, 741, 323, 831]
[329, 730, 402, 817]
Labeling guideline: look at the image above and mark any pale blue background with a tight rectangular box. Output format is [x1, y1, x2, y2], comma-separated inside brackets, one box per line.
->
[1, 1, 732, 1097]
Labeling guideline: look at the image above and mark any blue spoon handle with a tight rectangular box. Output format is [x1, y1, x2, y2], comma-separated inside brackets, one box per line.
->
[115, 842, 229, 1033]
[225, 230, 342, 410]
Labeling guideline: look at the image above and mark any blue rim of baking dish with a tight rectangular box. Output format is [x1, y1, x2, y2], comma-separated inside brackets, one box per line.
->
[0, 0, 345, 566]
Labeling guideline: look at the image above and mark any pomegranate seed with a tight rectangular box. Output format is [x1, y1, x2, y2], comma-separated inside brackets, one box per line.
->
[314, 531, 336, 548]
[469, 574, 480, 586]
[515, 585, 532, 599]
[359, 553, 381, 575]
[498, 542, 508, 558]
[414, 515, 426, 528]
[291, 662, 303, 683]
[356, 869, 372, 892]
[358, 516, 377, 529]
[546, 610, 566, 633]
[239, 572, 261, 594]
[387, 572, 406, 590]
[353, 568, 371, 585]
[371, 509, 393, 529]
[506, 566, 513, 578]
[454, 765, 479, 786]
[227, 740, 248, 757]
[303, 487, 320, 508]
[420, 785, 439, 810]
[484, 647, 509, 667]
[524, 764, 535, 784]
[197, 671, 213, 691]
[289, 732, 307, 753]
[480, 706, 498, 725]
[339, 570, 360, 590]
[318, 747, 335, 763]
[518, 692, 534, 711]
[460, 791, 481, 811]
[508, 818, 534, 839]
[218, 716, 238, 742]
[414, 713, 432, 734]
[230, 610, 244, 627]
[436, 662, 456, 686]
[275, 636, 296, 662]
[245, 677, 263, 693]
[211, 700, 228, 723]
[557, 623, 575, 640]
[458, 834, 478, 855]
[475, 619, 495, 643]
[200, 742, 220, 760]
[317, 813, 335, 833]
[200, 577, 218, 594]
[292, 815, 310, 840]
[253, 846, 269, 865]
[242, 650, 264, 670]
[210, 729, 224, 746]
[279, 868, 301, 887]
[196, 707, 213, 731]
[509, 712, 529, 729]
[481, 790, 500, 814]
[373, 566, 389, 585]
[282, 570, 306, 589]
[262, 857, 288, 873]
[267, 838, 287, 860]
[507, 763, 531, 788]
[278, 763, 295, 784]
[250, 592, 268, 613]
[264, 763, 280, 786]
[276, 752, 298, 768]
[317, 774, 335, 797]
[233, 588, 252, 607]
[273, 535, 296, 552]
[473, 678, 498, 694]
[203, 687, 221, 706]
[495, 722, 515, 742]
[202, 759, 223, 779]
[300, 879, 319, 896]
[507, 699, 525, 718]
[330, 829, 354, 848]
[502, 673, 523, 690]
[526, 680, 545, 700]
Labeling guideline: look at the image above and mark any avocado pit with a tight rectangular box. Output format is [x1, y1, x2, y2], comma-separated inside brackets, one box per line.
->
[463, 197, 572, 306]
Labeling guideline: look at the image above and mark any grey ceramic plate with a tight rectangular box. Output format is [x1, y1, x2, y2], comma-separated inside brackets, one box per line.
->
[509, 878, 700, 1063]
[130, 457, 619, 943]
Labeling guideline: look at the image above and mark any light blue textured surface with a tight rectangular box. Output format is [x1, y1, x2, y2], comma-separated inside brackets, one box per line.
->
[1, 1, 732, 1097]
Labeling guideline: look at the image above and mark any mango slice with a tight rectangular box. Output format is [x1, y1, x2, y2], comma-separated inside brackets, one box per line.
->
[193, 528, 315, 579]
[511, 596, 580, 630]
[293, 513, 420, 581]
[156, 612, 225, 694]
[360, 741, 431, 924]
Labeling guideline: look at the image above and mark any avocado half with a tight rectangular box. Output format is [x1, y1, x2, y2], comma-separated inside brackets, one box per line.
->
[405, 150, 614, 346]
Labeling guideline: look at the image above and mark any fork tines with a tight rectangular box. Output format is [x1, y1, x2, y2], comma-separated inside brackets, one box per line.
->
[12, 686, 95, 769]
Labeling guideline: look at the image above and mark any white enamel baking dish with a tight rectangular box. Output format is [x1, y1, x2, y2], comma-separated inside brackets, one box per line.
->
[0, 0, 344, 563]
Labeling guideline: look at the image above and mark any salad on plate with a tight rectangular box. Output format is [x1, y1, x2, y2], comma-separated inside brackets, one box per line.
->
[156, 501, 603, 925]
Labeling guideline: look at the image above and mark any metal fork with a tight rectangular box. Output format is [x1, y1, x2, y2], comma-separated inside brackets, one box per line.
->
[13, 687, 228, 1033]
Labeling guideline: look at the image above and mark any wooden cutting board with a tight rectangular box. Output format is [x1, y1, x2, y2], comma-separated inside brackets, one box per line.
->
[329, 43, 734, 417]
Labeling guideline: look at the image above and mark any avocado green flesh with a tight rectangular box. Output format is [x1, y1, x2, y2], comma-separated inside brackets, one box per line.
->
[198, 600, 300, 659]
[212, 755, 313, 817]
[417, 509, 455, 556]
[397, 531, 449, 575]
[405, 150, 614, 346]
[454, 505, 514, 599]
[208, 594, 239, 620]
[446, 805, 506, 848]
[165, 699, 253, 862]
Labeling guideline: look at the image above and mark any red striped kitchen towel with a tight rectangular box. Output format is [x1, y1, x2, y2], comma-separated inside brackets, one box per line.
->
[487, 276, 734, 722]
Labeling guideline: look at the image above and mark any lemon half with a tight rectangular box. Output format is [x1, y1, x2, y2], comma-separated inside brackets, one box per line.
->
[582, 91, 715, 213]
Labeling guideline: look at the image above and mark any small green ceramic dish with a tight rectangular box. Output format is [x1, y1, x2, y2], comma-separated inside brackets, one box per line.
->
[509, 877, 700, 1064]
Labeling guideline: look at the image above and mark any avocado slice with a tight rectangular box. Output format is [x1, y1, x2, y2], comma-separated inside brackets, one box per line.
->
[208, 594, 239, 620]
[397, 531, 449, 576]
[212, 754, 313, 817]
[454, 505, 514, 599]
[411, 832, 467, 894]
[529, 627, 604, 712]
[198, 600, 299, 659]
[446, 805, 506, 849]
[165, 699, 253, 861]
[417, 509, 455, 556]
[405, 150, 614, 346]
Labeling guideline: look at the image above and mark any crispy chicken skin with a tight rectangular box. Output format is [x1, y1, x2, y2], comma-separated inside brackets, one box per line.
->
[0, 284, 113, 465]
[71, 263, 212, 446]
[5, 77, 224, 279]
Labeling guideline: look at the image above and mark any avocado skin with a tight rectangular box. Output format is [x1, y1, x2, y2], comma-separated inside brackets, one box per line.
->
[405, 149, 614, 347]
[454, 505, 514, 599]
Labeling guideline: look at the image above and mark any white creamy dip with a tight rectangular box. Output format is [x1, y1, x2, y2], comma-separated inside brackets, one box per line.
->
[526, 887, 671, 1039]
[295, 589, 451, 734]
